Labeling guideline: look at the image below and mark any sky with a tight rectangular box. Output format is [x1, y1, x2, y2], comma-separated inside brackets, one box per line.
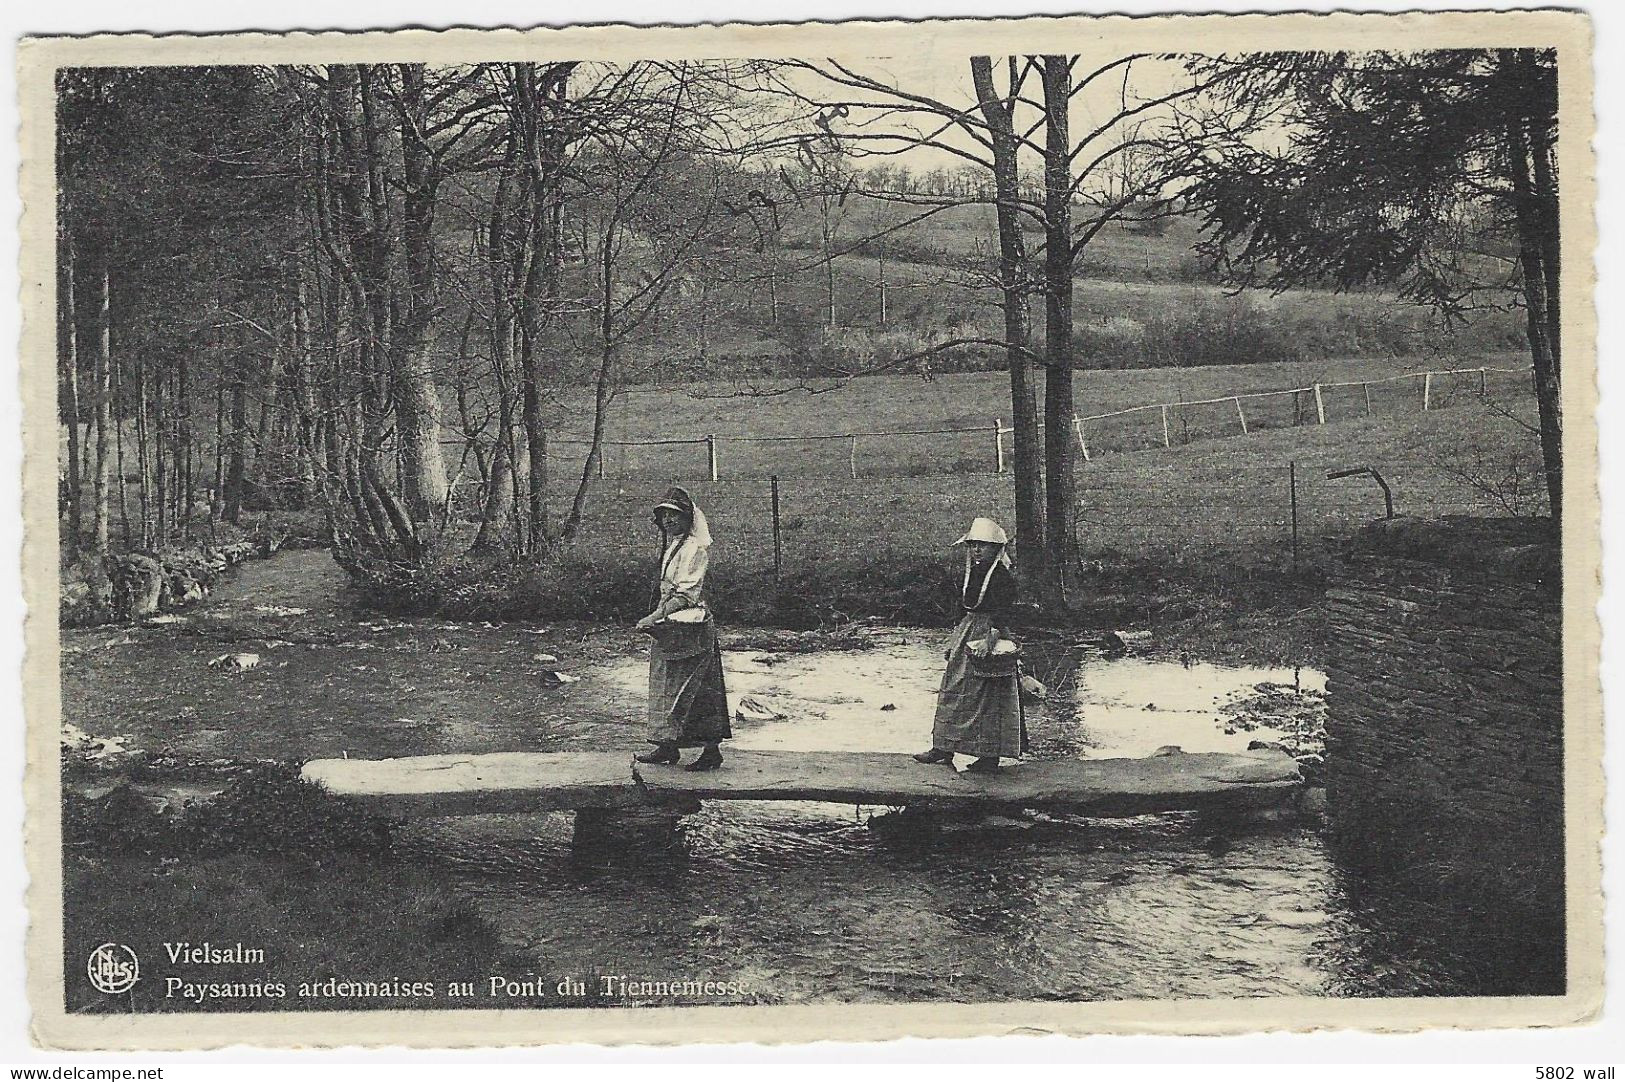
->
[742, 53, 1200, 176]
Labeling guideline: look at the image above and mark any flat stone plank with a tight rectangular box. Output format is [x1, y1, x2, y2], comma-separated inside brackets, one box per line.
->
[633, 749, 1301, 816]
[301, 748, 1301, 818]
[301, 751, 654, 816]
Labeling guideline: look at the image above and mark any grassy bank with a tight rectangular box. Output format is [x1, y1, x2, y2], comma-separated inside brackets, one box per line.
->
[62, 767, 519, 1013]
[64, 850, 513, 1013]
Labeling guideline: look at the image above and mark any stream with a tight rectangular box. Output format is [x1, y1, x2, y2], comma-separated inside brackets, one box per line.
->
[61, 549, 1488, 1003]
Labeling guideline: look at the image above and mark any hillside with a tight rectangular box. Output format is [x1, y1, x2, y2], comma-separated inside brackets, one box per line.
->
[598, 191, 1528, 385]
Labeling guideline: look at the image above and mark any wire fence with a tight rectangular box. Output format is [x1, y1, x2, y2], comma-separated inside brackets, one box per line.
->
[518, 364, 1534, 484]
[531, 446, 1548, 598]
[433, 361, 1543, 589]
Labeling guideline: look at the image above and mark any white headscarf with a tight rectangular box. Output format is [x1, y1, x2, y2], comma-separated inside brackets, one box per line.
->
[954, 516, 1012, 606]
[655, 486, 712, 557]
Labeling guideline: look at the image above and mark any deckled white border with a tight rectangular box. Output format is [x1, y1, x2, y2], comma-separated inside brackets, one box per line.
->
[12, 7, 1603, 1052]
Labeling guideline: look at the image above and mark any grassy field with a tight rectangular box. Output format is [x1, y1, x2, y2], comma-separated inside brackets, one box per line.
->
[559, 385, 1544, 578]
[396, 359, 1548, 656]
[545, 353, 1532, 480]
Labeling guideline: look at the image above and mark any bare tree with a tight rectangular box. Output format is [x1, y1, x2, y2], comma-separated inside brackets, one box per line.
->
[758, 53, 1272, 603]
[556, 62, 767, 541]
[969, 56, 1044, 572]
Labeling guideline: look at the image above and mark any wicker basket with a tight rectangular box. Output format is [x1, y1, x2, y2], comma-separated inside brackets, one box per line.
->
[967, 641, 1021, 679]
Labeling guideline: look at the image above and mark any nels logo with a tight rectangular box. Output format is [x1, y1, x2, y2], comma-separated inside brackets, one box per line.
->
[87, 942, 140, 995]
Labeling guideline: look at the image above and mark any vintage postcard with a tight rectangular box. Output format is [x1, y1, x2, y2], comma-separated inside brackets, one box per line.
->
[19, 9, 1601, 1050]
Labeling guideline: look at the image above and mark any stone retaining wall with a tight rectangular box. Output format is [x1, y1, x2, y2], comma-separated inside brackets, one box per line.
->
[1322, 516, 1563, 989]
[64, 539, 262, 626]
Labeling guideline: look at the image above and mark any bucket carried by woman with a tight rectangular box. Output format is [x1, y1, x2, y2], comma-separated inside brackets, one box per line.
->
[914, 516, 1026, 774]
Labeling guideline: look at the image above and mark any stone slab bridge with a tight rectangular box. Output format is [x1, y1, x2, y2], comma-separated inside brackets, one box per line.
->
[301, 748, 1304, 841]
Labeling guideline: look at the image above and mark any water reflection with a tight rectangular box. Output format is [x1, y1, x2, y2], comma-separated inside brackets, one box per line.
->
[398, 637, 1360, 1002]
[600, 632, 1322, 763]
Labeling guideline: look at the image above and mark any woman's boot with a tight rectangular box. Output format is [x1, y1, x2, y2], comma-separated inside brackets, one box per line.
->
[912, 747, 954, 765]
[685, 744, 724, 772]
[635, 743, 681, 765]
[964, 756, 1001, 774]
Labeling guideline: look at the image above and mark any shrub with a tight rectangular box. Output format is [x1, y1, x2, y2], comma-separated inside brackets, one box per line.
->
[181, 766, 393, 861]
[64, 784, 179, 856]
[64, 765, 394, 863]
[509, 543, 651, 622]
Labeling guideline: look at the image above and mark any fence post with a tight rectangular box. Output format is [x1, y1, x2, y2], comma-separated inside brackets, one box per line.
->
[706, 434, 719, 481]
[847, 434, 858, 479]
[1422, 371, 1433, 412]
[994, 418, 1006, 474]
[770, 475, 782, 592]
[1072, 416, 1090, 462]
[1289, 460, 1299, 574]
[1363, 382, 1373, 418]
[1479, 366, 1488, 395]
[1235, 397, 1248, 436]
[1160, 404, 1171, 448]
[1313, 383, 1326, 424]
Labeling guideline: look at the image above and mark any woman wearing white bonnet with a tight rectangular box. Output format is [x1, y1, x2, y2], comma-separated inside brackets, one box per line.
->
[914, 516, 1024, 773]
[634, 486, 731, 771]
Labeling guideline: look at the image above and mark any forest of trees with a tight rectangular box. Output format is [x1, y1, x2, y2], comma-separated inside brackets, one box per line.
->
[56, 50, 1561, 608]
[57, 61, 817, 569]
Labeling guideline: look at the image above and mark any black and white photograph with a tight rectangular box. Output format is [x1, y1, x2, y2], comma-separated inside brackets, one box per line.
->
[19, 9, 1601, 1050]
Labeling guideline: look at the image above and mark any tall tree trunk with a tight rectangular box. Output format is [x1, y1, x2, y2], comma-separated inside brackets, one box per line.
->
[291, 274, 322, 504]
[255, 323, 283, 509]
[1040, 56, 1077, 601]
[1519, 49, 1561, 371]
[112, 349, 129, 546]
[211, 379, 226, 526]
[972, 55, 1046, 575]
[562, 335, 613, 543]
[512, 62, 572, 554]
[226, 342, 247, 525]
[822, 211, 837, 327]
[154, 366, 168, 544]
[518, 324, 548, 551]
[1502, 50, 1562, 520]
[178, 350, 192, 538]
[477, 140, 522, 554]
[60, 243, 83, 549]
[391, 64, 451, 524]
[472, 429, 515, 554]
[90, 260, 112, 556]
[134, 355, 151, 548]
[326, 64, 410, 549]
[560, 237, 614, 543]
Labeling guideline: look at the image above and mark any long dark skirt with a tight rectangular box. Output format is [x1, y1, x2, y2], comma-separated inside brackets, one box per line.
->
[647, 620, 732, 747]
[931, 612, 1023, 758]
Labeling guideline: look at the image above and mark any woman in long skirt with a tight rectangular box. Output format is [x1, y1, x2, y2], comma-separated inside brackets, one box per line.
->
[914, 517, 1023, 774]
[634, 486, 731, 772]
